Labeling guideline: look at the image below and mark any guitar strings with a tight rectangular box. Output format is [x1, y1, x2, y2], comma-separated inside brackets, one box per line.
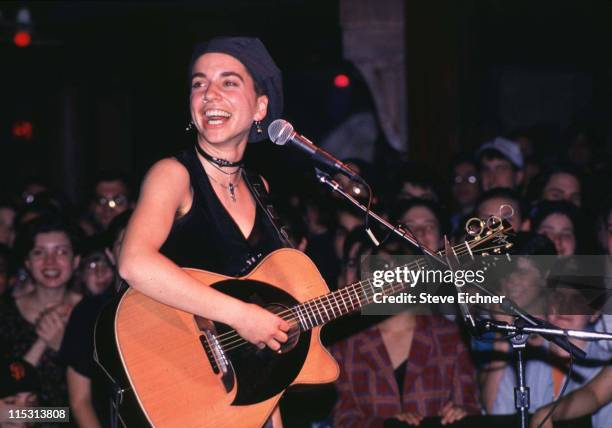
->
[221, 261, 471, 353]
[213, 231, 510, 352]
[214, 233, 506, 352]
[219, 239, 510, 352]
[215, 233, 492, 344]
[221, 259, 443, 353]
[215, 235, 505, 352]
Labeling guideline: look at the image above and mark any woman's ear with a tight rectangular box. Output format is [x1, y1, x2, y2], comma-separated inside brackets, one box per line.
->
[254, 95, 269, 122]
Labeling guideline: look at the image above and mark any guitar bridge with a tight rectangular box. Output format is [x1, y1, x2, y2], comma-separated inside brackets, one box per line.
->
[195, 316, 235, 394]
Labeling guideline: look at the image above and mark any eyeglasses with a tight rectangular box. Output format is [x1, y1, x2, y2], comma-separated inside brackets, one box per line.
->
[86, 260, 111, 270]
[454, 175, 478, 184]
[97, 195, 127, 209]
[21, 192, 36, 204]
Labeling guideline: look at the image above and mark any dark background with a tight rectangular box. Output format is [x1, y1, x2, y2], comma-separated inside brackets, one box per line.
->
[1, 0, 611, 203]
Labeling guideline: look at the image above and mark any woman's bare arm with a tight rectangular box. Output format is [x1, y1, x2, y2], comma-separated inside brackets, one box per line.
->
[118, 158, 288, 349]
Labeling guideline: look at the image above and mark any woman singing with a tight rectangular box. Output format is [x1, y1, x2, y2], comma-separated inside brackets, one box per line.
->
[118, 37, 290, 427]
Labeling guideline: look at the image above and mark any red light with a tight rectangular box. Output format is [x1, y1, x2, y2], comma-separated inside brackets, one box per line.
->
[14, 31, 32, 48]
[12, 121, 33, 140]
[334, 74, 350, 88]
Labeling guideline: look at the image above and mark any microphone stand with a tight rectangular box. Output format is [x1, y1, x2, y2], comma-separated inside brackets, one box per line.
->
[315, 169, 612, 428]
[315, 169, 446, 265]
[477, 319, 612, 428]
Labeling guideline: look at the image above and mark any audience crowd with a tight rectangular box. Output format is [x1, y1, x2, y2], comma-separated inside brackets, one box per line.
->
[1, 127, 611, 427]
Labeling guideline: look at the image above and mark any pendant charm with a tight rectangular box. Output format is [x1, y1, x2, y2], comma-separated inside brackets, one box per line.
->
[229, 183, 236, 202]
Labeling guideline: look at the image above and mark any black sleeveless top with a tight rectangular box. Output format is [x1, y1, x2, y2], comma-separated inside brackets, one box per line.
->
[160, 148, 286, 277]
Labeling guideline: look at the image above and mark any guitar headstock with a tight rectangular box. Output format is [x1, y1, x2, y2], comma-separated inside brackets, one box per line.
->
[464, 214, 514, 257]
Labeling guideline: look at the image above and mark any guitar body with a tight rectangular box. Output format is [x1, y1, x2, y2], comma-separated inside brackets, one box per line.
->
[95, 248, 339, 428]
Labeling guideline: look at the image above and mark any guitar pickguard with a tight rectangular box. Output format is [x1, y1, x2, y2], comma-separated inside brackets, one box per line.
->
[209, 279, 311, 406]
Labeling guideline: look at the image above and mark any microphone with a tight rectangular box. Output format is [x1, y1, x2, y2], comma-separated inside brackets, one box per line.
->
[267, 119, 362, 181]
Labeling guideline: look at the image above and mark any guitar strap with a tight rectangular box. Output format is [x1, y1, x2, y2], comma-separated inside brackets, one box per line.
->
[243, 171, 294, 249]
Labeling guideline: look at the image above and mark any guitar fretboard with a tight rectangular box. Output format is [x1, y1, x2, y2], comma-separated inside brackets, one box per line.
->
[290, 250, 449, 331]
[287, 222, 512, 331]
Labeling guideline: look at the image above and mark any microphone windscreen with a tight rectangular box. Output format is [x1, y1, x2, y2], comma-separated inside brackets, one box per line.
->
[268, 119, 294, 145]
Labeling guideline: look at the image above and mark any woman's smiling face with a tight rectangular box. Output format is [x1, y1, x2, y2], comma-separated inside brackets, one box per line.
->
[537, 213, 576, 256]
[25, 231, 78, 289]
[190, 53, 268, 147]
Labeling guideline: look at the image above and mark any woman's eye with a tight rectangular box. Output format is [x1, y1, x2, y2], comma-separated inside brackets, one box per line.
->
[224, 80, 238, 87]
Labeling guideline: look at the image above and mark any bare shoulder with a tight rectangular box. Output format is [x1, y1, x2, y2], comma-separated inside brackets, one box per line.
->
[145, 157, 189, 187]
[130, 157, 192, 233]
[140, 158, 191, 202]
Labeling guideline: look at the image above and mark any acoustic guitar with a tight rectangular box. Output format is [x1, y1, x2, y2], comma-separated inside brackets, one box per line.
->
[94, 217, 512, 427]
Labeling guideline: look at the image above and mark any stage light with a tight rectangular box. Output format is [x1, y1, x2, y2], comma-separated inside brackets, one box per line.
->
[14, 8, 33, 48]
[13, 31, 31, 47]
[12, 121, 33, 140]
[334, 74, 350, 88]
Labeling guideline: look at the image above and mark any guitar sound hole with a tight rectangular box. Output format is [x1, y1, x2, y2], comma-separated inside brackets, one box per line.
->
[211, 278, 311, 405]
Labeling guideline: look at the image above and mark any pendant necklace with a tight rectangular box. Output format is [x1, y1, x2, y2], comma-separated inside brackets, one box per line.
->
[195, 144, 243, 202]
[206, 170, 241, 202]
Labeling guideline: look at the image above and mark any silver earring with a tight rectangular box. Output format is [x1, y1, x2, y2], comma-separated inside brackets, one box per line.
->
[255, 120, 262, 134]
[185, 121, 194, 132]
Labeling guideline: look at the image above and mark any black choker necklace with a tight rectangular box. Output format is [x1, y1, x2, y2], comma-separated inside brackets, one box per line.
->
[195, 144, 243, 168]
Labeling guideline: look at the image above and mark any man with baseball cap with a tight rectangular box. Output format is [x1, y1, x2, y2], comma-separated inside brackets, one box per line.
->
[477, 137, 524, 191]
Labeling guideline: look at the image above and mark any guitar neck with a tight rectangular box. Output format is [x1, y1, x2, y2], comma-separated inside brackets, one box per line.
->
[288, 220, 513, 331]
[290, 249, 448, 331]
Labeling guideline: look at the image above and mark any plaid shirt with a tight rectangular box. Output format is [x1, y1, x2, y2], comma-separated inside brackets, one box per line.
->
[331, 315, 481, 427]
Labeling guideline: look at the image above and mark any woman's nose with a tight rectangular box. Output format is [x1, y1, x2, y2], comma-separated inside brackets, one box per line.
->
[203, 83, 221, 102]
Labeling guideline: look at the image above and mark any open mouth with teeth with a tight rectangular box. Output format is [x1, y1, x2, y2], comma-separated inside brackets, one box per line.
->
[204, 109, 232, 125]
[42, 268, 62, 280]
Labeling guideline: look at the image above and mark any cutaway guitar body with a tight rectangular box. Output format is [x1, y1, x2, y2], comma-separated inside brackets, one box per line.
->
[95, 248, 339, 428]
[95, 218, 513, 427]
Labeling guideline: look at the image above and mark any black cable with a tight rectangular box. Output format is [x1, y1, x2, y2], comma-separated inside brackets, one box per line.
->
[362, 181, 374, 232]
[361, 180, 395, 248]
